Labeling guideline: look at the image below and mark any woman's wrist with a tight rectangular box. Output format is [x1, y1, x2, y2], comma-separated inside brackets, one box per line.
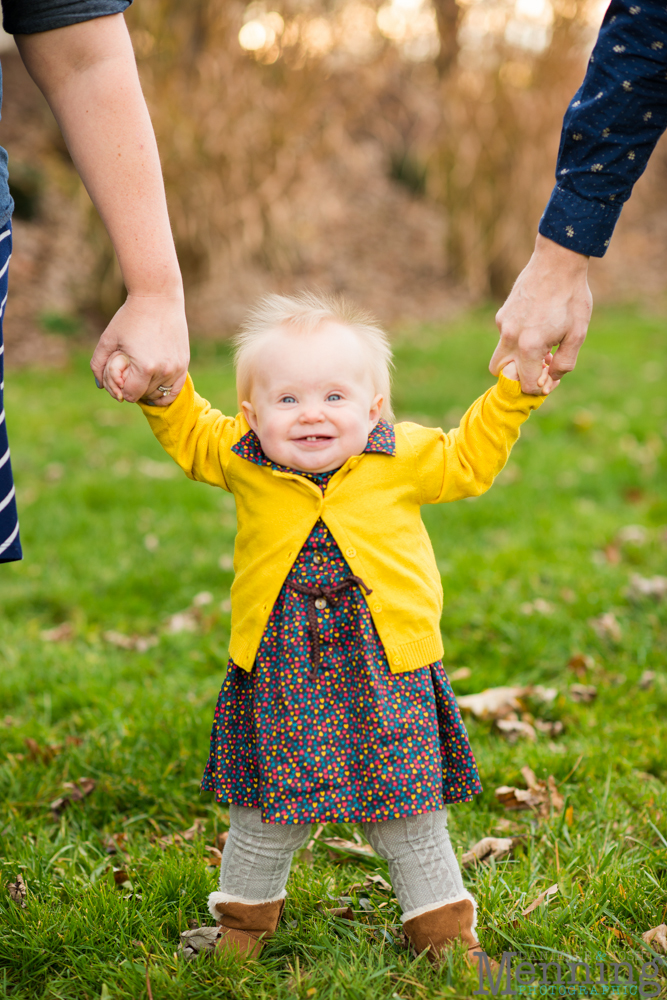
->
[122, 261, 184, 300]
[124, 284, 185, 301]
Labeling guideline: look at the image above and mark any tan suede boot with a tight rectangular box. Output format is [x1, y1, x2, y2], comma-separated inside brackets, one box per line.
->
[402, 898, 497, 971]
[212, 898, 285, 959]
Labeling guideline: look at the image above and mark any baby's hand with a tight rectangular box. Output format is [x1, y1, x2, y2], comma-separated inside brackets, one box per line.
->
[103, 351, 131, 402]
[502, 360, 520, 381]
[102, 351, 180, 405]
[503, 355, 559, 395]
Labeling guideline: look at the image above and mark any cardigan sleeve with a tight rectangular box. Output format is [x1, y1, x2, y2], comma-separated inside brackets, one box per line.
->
[405, 374, 545, 505]
[138, 374, 240, 492]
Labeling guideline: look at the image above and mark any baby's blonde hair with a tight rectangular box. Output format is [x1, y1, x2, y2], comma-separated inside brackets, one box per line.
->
[234, 291, 394, 421]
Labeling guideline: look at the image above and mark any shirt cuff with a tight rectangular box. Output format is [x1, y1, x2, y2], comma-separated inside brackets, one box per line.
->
[496, 371, 546, 409]
[538, 183, 623, 258]
[138, 372, 195, 422]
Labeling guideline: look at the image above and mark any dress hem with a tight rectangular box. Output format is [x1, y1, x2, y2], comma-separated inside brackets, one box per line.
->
[199, 785, 482, 823]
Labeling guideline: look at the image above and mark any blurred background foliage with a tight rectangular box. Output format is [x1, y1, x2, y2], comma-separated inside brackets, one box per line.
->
[1, 0, 667, 362]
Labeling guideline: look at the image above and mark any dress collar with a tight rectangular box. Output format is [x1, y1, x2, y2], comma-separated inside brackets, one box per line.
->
[232, 418, 396, 470]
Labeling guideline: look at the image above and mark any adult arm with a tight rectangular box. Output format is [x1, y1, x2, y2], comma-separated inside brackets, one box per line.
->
[14, 13, 189, 405]
[492, 0, 667, 392]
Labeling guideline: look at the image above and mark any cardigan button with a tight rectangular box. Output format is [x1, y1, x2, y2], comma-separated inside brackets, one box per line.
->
[346, 547, 357, 558]
[393, 656, 401, 666]
[373, 603, 382, 613]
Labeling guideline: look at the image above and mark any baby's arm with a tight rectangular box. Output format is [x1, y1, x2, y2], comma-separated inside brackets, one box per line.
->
[137, 372, 239, 491]
[411, 366, 553, 505]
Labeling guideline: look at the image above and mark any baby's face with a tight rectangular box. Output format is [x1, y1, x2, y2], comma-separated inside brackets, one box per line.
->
[241, 322, 383, 473]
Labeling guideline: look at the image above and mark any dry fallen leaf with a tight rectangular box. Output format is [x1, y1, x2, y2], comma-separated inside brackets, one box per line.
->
[569, 684, 597, 703]
[104, 832, 128, 856]
[457, 686, 527, 720]
[495, 767, 564, 818]
[461, 836, 519, 868]
[496, 718, 536, 741]
[322, 837, 377, 863]
[627, 574, 667, 601]
[179, 925, 220, 960]
[216, 831, 229, 852]
[103, 630, 158, 653]
[192, 591, 213, 608]
[324, 905, 354, 920]
[156, 833, 185, 850]
[107, 866, 131, 886]
[181, 819, 206, 841]
[458, 685, 558, 722]
[24, 735, 82, 763]
[617, 524, 647, 545]
[364, 873, 392, 892]
[205, 846, 223, 866]
[604, 544, 621, 565]
[522, 883, 559, 917]
[8, 874, 27, 908]
[534, 719, 564, 737]
[50, 777, 96, 818]
[166, 611, 199, 634]
[642, 924, 667, 954]
[448, 667, 472, 682]
[589, 612, 622, 642]
[531, 686, 558, 704]
[568, 653, 594, 678]
[40, 622, 74, 642]
[639, 671, 655, 690]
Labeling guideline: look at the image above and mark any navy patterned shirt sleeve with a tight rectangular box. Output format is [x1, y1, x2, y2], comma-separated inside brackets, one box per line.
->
[539, 0, 667, 257]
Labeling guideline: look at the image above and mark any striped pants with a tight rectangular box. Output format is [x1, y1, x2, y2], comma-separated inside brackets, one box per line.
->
[0, 222, 21, 563]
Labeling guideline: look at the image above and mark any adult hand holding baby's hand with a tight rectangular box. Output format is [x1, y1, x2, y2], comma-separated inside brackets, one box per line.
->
[502, 355, 559, 394]
[491, 235, 592, 394]
[90, 292, 189, 405]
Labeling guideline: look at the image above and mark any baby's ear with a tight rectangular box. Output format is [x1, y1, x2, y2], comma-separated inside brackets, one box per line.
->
[369, 393, 383, 427]
[241, 400, 258, 432]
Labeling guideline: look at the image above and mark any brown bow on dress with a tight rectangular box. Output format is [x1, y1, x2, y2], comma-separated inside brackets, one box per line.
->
[287, 574, 372, 680]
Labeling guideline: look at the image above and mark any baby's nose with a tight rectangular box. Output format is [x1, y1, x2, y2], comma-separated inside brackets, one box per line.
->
[299, 408, 325, 422]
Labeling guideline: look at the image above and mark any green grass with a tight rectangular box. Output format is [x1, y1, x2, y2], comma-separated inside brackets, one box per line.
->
[1, 306, 666, 999]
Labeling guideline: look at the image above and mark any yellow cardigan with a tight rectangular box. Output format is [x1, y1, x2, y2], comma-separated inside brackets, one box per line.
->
[140, 373, 544, 675]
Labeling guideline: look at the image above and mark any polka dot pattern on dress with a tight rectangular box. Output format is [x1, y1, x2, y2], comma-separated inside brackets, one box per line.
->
[201, 424, 482, 824]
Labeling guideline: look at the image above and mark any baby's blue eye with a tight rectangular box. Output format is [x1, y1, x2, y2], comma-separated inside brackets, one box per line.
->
[280, 395, 297, 404]
[327, 393, 343, 402]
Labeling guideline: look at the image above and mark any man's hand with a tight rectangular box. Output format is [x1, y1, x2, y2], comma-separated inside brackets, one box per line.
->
[502, 356, 559, 394]
[490, 235, 593, 394]
[91, 293, 188, 405]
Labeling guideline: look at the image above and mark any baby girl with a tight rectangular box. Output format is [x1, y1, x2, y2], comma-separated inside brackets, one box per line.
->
[117, 292, 555, 966]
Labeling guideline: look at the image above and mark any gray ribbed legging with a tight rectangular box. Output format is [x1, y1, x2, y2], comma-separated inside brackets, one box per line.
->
[215, 804, 468, 920]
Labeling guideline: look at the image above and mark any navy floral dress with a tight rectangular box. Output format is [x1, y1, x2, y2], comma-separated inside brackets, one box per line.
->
[201, 421, 483, 825]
